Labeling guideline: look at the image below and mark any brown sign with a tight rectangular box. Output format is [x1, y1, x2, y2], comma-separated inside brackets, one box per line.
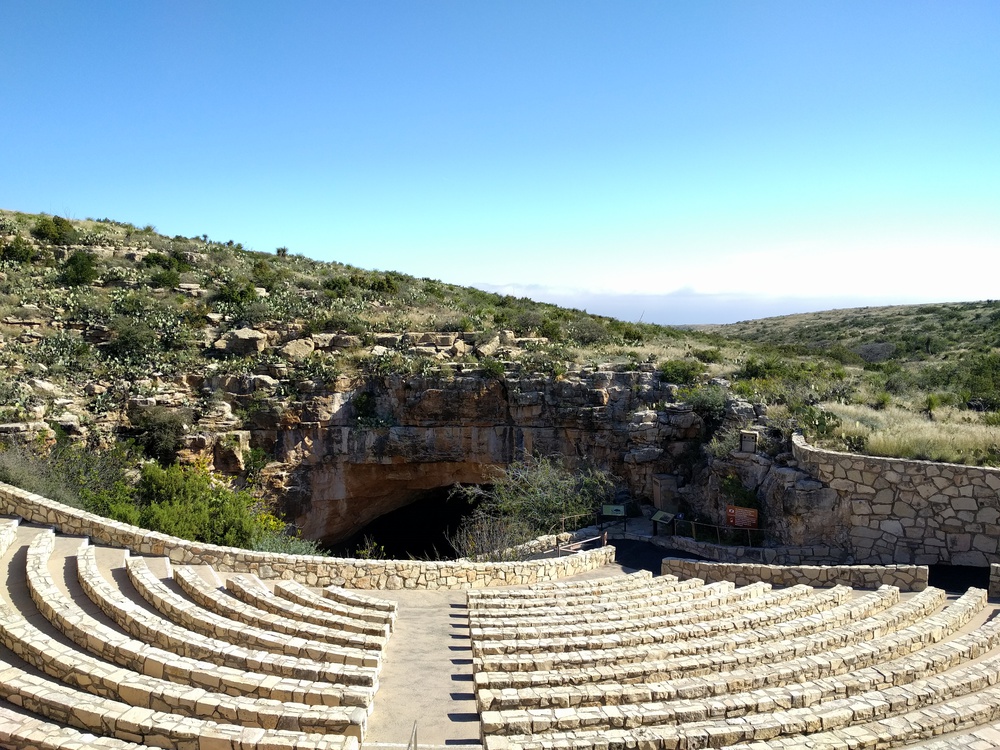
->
[726, 505, 758, 529]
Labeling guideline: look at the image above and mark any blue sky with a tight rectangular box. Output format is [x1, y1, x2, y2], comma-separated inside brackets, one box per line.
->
[2, 2, 997, 324]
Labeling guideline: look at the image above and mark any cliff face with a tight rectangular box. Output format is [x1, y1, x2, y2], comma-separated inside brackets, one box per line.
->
[249, 368, 703, 543]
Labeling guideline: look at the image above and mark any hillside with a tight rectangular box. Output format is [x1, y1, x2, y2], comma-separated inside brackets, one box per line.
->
[0, 208, 998, 557]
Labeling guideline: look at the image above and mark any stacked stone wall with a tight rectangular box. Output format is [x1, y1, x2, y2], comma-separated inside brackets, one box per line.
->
[0, 481, 614, 590]
[661, 557, 927, 591]
[793, 434, 1000, 566]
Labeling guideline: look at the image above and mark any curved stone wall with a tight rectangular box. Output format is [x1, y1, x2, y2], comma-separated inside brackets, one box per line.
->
[0, 482, 615, 589]
[660, 557, 927, 591]
[792, 434, 1000, 566]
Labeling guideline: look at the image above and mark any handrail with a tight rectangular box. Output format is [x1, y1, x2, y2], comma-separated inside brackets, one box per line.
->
[406, 721, 417, 750]
[668, 518, 765, 547]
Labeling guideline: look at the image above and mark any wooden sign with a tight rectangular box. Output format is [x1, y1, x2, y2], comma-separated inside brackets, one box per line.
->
[726, 505, 758, 529]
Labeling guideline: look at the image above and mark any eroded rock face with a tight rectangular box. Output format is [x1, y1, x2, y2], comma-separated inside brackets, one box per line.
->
[268, 370, 704, 544]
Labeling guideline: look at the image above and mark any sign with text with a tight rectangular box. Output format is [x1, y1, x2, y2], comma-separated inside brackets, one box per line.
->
[650, 511, 674, 524]
[602, 504, 626, 517]
[726, 505, 759, 529]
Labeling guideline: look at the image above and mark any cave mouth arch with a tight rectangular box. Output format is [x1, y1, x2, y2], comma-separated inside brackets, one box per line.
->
[323, 485, 481, 560]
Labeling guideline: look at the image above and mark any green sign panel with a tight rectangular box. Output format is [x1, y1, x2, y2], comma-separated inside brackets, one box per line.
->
[602, 504, 626, 517]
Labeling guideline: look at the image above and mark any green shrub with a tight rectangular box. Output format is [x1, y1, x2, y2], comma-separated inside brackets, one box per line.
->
[105, 318, 159, 362]
[1, 235, 36, 263]
[679, 385, 727, 432]
[693, 348, 722, 364]
[215, 276, 257, 306]
[32, 215, 78, 245]
[150, 268, 180, 289]
[449, 456, 616, 560]
[479, 357, 506, 380]
[132, 406, 191, 464]
[62, 250, 98, 286]
[134, 463, 257, 547]
[658, 359, 703, 386]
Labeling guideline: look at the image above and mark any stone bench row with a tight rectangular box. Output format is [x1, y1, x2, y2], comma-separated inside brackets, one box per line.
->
[8, 543, 368, 737]
[717, 683, 1000, 749]
[174, 566, 389, 649]
[472, 584, 849, 657]
[76, 540, 379, 687]
[474, 584, 912, 674]
[0, 529, 361, 749]
[467, 570, 654, 601]
[275, 579, 397, 630]
[481, 627, 1000, 748]
[472, 581, 825, 641]
[126, 556, 381, 668]
[479, 590, 996, 736]
[469, 578, 727, 623]
[476, 587, 985, 709]
[0, 652, 359, 750]
[0, 702, 155, 750]
[225, 574, 390, 636]
[466, 571, 688, 612]
[25, 533, 374, 708]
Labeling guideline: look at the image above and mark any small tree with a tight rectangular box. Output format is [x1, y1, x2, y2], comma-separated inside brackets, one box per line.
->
[61, 250, 98, 286]
[449, 456, 616, 560]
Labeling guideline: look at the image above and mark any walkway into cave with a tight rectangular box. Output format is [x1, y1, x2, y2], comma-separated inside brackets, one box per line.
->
[327, 487, 478, 560]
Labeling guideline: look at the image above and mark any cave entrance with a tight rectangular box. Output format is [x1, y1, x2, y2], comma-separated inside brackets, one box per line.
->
[325, 486, 480, 560]
[927, 564, 989, 593]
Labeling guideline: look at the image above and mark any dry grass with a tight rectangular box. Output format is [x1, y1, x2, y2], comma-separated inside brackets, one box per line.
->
[818, 402, 1000, 466]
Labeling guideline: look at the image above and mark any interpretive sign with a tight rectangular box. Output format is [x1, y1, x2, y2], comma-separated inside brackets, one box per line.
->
[726, 505, 758, 529]
[602, 504, 626, 517]
[740, 430, 760, 453]
[650, 511, 674, 524]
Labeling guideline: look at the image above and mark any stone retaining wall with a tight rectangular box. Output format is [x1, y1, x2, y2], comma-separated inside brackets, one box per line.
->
[793, 434, 1000, 566]
[661, 557, 928, 591]
[619, 531, 850, 565]
[0, 482, 615, 589]
[990, 565, 1000, 599]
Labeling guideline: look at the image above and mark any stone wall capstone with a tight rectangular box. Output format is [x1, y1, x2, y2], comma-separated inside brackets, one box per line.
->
[0, 481, 614, 589]
[792, 434, 1000, 566]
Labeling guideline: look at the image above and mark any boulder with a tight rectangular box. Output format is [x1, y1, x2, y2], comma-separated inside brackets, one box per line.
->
[213, 328, 268, 355]
[279, 338, 315, 361]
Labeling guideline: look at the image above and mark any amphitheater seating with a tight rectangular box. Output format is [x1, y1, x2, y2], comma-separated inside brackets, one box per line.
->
[274, 579, 397, 631]
[0, 518, 400, 748]
[467, 568, 1000, 750]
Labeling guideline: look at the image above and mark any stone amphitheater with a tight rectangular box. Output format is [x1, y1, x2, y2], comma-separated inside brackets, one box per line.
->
[3, 481, 1000, 749]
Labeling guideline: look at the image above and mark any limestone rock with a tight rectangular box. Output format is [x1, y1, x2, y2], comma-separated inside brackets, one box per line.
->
[213, 328, 269, 355]
[279, 338, 315, 361]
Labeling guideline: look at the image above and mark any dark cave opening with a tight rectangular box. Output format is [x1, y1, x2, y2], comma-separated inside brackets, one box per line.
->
[927, 564, 990, 593]
[325, 486, 480, 561]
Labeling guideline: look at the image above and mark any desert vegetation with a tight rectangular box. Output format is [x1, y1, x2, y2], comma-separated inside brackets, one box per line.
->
[0, 207, 998, 557]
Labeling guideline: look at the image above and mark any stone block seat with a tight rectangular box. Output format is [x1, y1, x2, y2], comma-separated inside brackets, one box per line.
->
[125, 555, 381, 667]
[173, 566, 389, 651]
[0, 520, 366, 749]
[224, 574, 390, 637]
[468, 562, 1000, 750]
[271, 580, 397, 631]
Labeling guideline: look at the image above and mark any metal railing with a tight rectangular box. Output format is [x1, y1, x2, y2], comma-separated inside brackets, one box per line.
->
[406, 721, 418, 750]
[668, 518, 765, 548]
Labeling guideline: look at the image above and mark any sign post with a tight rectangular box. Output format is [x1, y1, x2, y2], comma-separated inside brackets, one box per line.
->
[602, 504, 626, 533]
[650, 510, 674, 537]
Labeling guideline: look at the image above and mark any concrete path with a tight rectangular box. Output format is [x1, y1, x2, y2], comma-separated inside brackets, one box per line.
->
[361, 588, 481, 749]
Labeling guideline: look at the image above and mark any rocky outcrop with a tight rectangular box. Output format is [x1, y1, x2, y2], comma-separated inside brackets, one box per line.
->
[269, 369, 704, 543]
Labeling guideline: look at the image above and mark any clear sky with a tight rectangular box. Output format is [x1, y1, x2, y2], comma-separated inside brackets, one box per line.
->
[2, 2, 998, 324]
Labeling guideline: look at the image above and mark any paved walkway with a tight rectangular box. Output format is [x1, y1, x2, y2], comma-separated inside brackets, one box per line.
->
[360, 558, 641, 748]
